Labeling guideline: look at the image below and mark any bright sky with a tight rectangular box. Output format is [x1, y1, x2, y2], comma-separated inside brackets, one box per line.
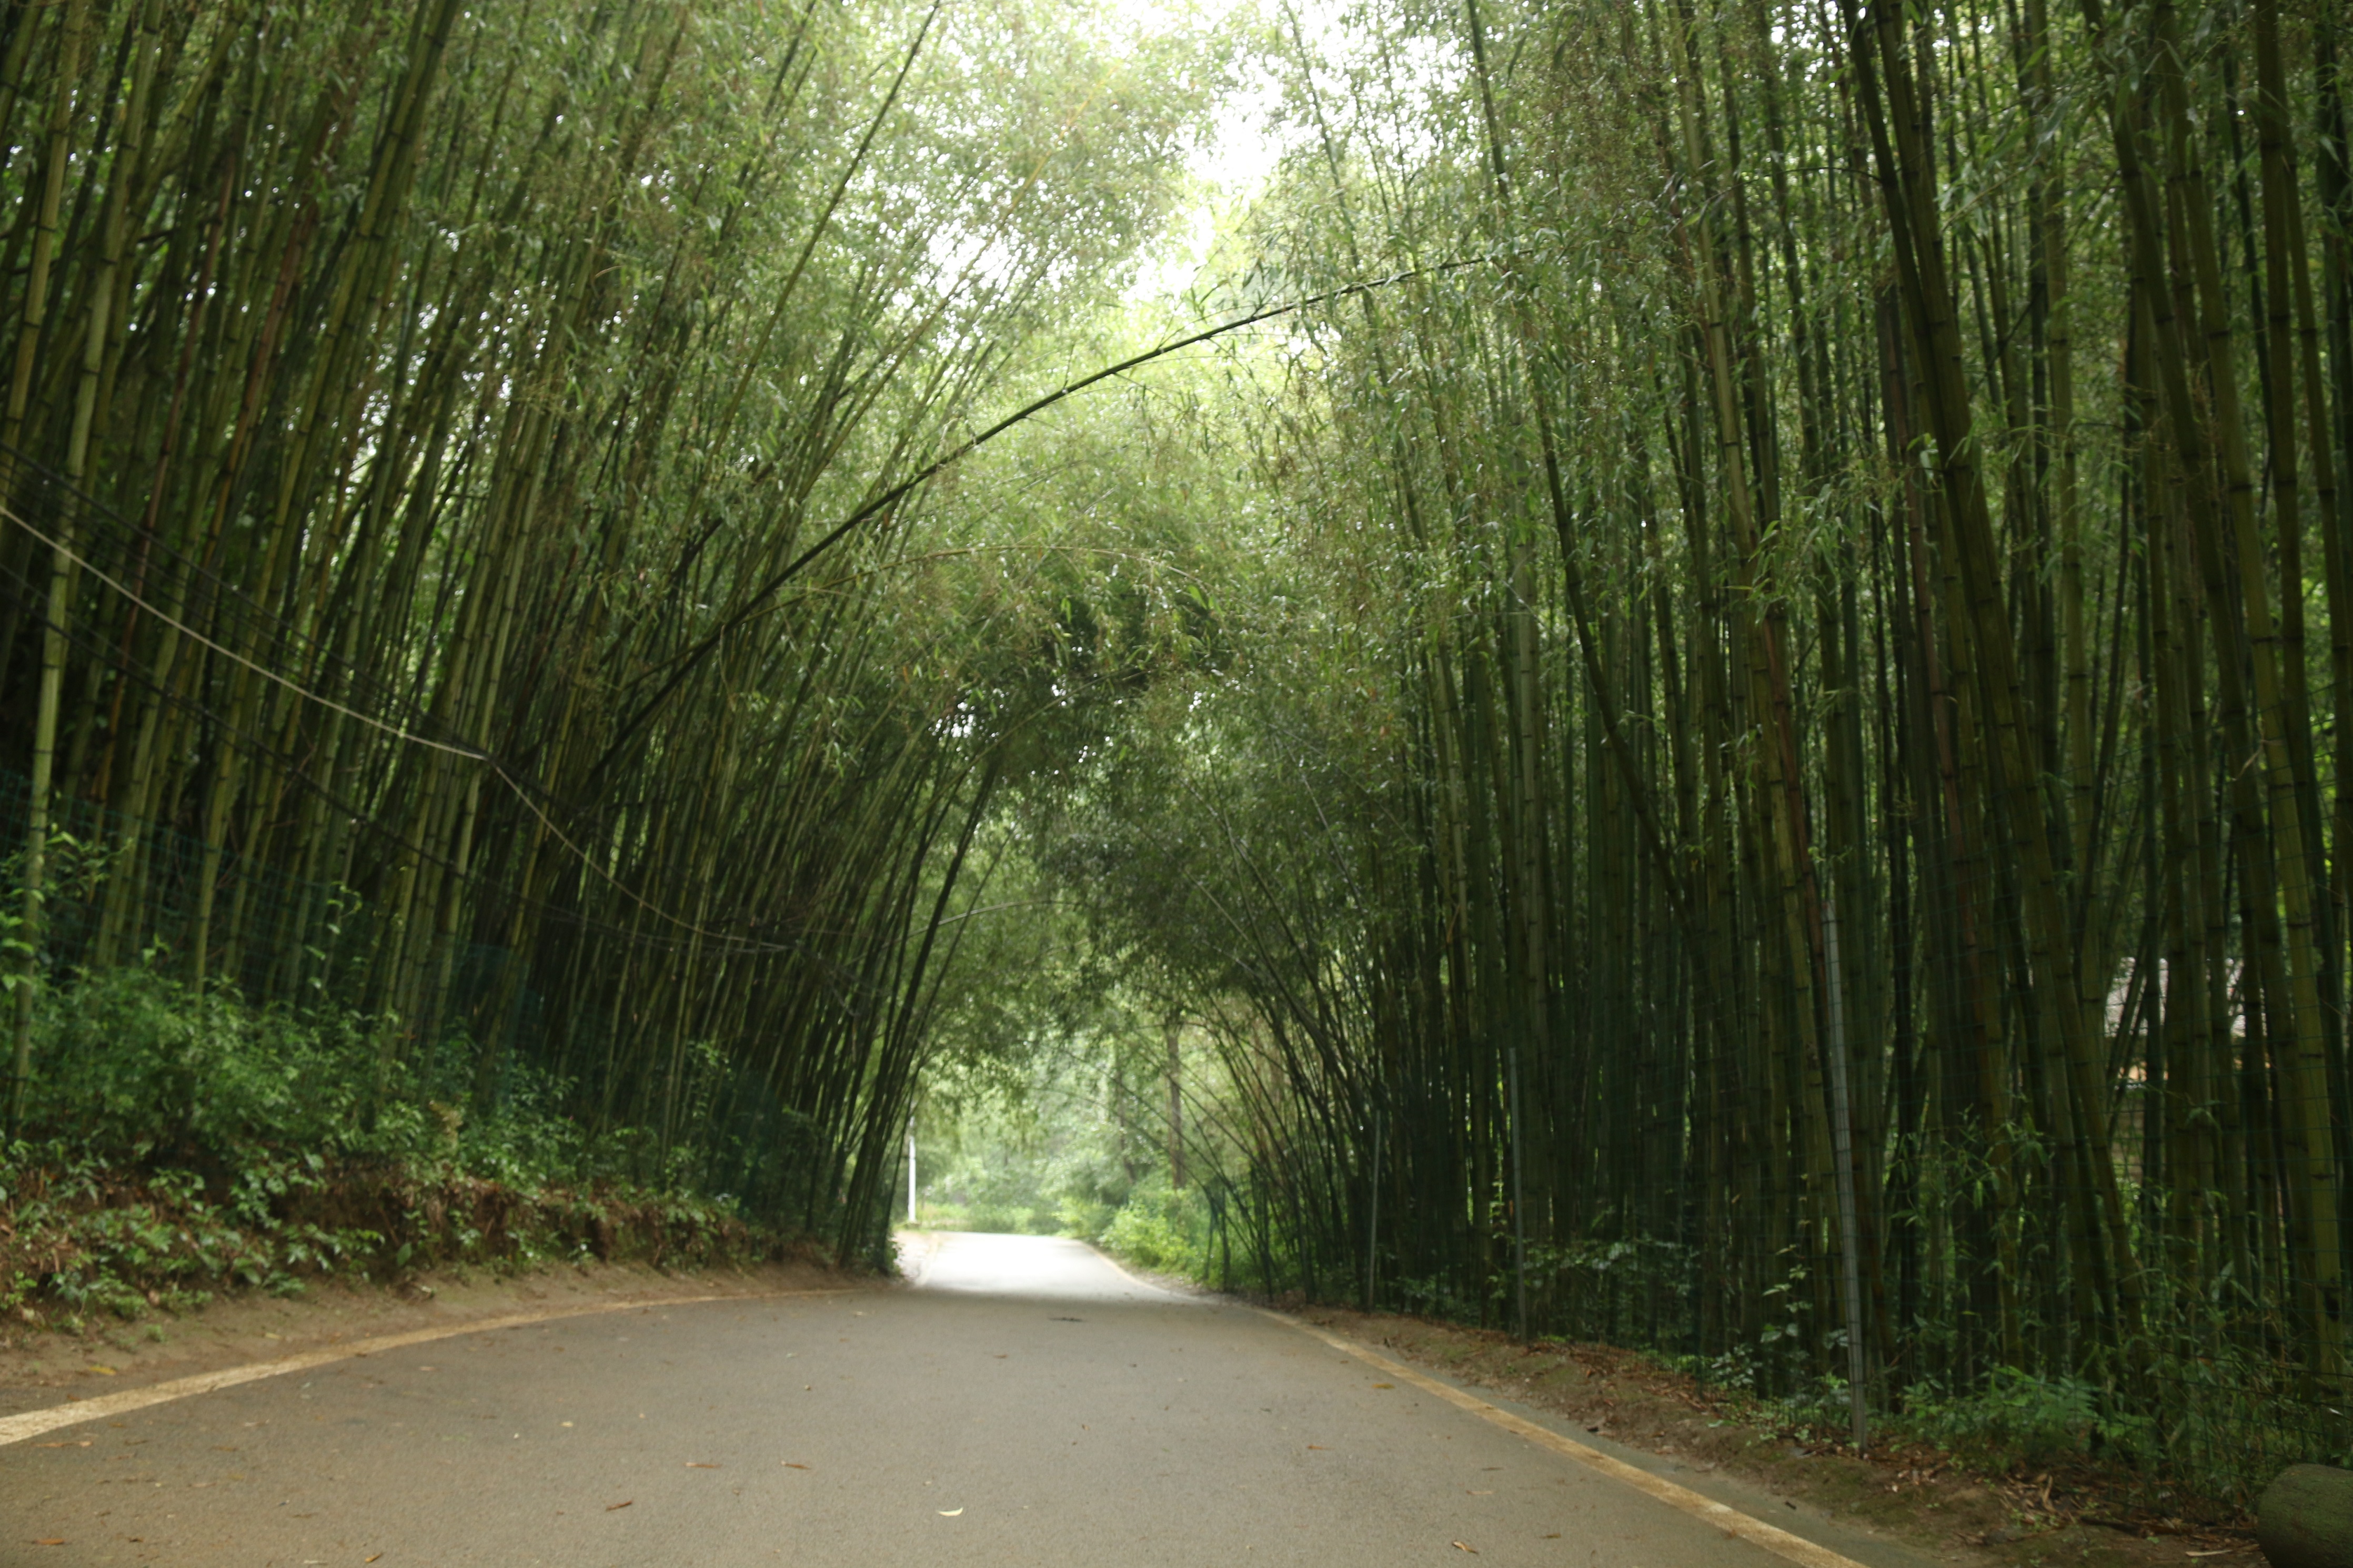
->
[1105, 0, 1302, 307]
[1102, 0, 1452, 309]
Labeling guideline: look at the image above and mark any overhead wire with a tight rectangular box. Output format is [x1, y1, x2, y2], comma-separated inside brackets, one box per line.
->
[0, 495, 809, 960]
[0, 240, 1561, 976]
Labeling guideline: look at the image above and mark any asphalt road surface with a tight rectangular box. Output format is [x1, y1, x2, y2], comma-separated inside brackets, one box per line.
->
[1, 1233, 1930, 1566]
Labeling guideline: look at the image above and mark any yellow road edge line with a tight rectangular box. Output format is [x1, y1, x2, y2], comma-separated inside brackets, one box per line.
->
[0, 1287, 855, 1448]
[1269, 1312, 1871, 1568]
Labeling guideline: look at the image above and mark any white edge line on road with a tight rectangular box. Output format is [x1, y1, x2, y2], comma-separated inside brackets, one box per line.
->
[1269, 1311, 1872, 1568]
[0, 1288, 853, 1448]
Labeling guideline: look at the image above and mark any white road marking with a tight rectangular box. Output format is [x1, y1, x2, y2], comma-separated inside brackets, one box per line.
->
[0, 1290, 849, 1447]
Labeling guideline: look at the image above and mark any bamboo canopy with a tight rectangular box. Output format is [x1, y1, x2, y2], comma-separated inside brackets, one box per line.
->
[1009, 0, 2353, 1492]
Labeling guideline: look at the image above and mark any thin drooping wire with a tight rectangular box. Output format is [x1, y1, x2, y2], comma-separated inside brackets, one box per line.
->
[587, 241, 1562, 778]
[0, 500, 806, 958]
[2, 503, 484, 760]
[3, 244, 1553, 959]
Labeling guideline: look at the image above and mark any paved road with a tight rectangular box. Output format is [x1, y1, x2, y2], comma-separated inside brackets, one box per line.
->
[1, 1234, 1926, 1566]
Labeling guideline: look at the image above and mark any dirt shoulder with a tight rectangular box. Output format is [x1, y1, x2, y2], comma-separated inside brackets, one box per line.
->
[0, 1255, 870, 1421]
[1299, 1307, 2260, 1568]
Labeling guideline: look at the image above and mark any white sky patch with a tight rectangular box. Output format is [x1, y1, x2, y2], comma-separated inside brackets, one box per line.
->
[1123, 100, 1283, 306]
[1112, 0, 1460, 309]
[1112, 0, 1329, 307]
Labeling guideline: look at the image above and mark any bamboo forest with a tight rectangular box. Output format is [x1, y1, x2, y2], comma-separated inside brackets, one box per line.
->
[1, 0, 2349, 1518]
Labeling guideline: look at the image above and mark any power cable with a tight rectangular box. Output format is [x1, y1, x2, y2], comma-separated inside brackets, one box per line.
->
[0, 502, 815, 961]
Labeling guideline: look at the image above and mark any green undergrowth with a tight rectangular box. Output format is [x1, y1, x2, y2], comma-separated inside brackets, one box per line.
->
[1096, 1177, 1209, 1274]
[1, 967, 803, 1332]
[1630, 1340, 2271, 1525]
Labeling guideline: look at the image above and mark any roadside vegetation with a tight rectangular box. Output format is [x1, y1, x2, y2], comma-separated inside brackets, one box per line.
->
[3, 965, 795, 1337]
[1306, 1309, 2255, 1561]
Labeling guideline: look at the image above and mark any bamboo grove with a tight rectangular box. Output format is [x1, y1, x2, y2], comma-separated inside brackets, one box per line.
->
[1007, 0, 2353, 1488]
[0, 0, 1203, 1259]
[5, 0, 2352, 1496]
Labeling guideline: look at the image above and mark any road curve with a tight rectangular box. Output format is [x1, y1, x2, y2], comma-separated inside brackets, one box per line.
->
[1, 1234, 1930, 1566]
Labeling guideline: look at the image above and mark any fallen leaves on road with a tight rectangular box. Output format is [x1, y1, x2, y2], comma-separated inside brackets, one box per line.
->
[686, 1462, 721, 1468]
[783, 1463, 811, 1470]
[85, 1366, 117, 1376]
[32, 1540, 66, 1546]
[1371, 1383, 1394, 1390]
[606, 1500, 634, 1511]
[938, 1508, 963, 1517]
[1306, 1445, 1328, 1450]
[366, 1555, 383, 1563]
[35, 1441, 89, 1448]
[1452, 1542, 1476, 1553]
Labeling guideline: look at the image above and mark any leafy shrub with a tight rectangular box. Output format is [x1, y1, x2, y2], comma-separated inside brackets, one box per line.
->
[1099, 1178, 1204, 1273]
[0, 968, 807, 1326]
[1900, 1368, 2108, 1467]
[1056, 1195, 1116, 1240]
